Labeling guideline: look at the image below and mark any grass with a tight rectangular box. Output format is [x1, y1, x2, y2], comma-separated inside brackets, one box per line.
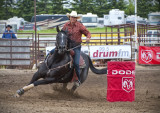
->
[17, 27, 125, 34]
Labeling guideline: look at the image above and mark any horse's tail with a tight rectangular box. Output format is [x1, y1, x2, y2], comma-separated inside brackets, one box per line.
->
[87, 56, 107, 74]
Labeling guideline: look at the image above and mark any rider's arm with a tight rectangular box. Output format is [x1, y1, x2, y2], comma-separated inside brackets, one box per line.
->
[80, 24, 91, 39]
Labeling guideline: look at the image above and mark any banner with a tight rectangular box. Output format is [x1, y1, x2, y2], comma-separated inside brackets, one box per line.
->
[107, 61, 135, 102]
[46, 46, 89, 55]
[46, 45, 131, 59]
[139, 46, 160, 64]
[46, 46, 55, 55]
[90, 45, 131, 59]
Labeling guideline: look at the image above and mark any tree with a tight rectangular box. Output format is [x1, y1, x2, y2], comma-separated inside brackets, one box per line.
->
[16, 0, 34, 22]
[36, 0, 50, 14]
[0, 0, 159, 22]
[125, 0, 134, 16]
[93, 0, 110, 17]
[49, 0, 65, 14]
[72, 0, 94, 14]
[0, 0, 17, 20]
[0, 0, 6, 20]
[137, 0, 159, 18]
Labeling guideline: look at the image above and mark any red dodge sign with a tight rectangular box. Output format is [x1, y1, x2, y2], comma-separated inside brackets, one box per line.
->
[107, 61, 135, 102]
[139, 46, 160, 64]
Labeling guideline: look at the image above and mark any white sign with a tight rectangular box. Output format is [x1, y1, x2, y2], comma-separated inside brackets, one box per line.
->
[122, 77, 134, 93]
[46, 46, 89, 55]
[46, 46, 55, 55]
[46, 45, 131, 59]
[81, 46, 89, 55]
[89, 45, 131, 59]
[141, 50, 153, 63]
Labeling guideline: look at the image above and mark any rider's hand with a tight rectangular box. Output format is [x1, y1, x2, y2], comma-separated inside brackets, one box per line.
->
[86, 37, 90, 43]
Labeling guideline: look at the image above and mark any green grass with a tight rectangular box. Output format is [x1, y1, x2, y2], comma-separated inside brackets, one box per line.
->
[18, 28, 57, 34]
[17, 27, 125, 34]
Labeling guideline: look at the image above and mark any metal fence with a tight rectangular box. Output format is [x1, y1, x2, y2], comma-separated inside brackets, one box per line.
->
[0, 33, 34, 69]
[0, 24, 159, 68]
[137, 24, 160, 46]
[37, 24, 136, 67]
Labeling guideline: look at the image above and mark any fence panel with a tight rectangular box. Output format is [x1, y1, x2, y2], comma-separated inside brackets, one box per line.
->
[0, 33, 34, 68]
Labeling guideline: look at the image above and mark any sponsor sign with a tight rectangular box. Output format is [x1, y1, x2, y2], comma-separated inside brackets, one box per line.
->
[81, 46, 89, 55]
[112, 70, 135, 75]
[122, 77, 134, 93]
[139, 46, 160, 64]
[107, 61, 135, 102]
[46, 46, 55, 55]
[90, 45, 131, 59]
[46, 45, 131, 59]
[45, 46, 89, 55]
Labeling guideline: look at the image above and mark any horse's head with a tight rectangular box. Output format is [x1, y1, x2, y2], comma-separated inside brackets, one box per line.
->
[56, 26, 68, 55]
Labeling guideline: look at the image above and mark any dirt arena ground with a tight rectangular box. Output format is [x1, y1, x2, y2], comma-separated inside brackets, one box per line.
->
[0, 65, 160, 113]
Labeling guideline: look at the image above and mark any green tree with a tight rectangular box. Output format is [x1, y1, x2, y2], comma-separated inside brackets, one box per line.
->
[125, 0, 134, 16]
[0, 0, 17, 20]
[93, 0, 110, 17]
[16, 0, 34, 22]
[116, 0, 127, 10]
[137, 0, 160, 18]
[72, 0, 94, 14]
[0, 0, 5, 20]
[49, 0, 65, 14]
[37, 0, 50, 14]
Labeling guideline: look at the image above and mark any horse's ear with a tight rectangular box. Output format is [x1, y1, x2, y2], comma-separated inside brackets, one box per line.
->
[56, 26, 60, 32]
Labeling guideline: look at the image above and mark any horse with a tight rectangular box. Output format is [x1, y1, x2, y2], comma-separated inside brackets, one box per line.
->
[15, 26, 107, 97]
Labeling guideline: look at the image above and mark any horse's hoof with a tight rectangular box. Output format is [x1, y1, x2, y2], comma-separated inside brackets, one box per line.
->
[14, 93, 20, 98]
[74, 81, 81, 87]
[16, 88, 24, 96]
[71, 85, 77, 92]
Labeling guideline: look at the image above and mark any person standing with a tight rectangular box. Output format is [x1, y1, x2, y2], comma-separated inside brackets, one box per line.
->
[2, 25, 17, 39]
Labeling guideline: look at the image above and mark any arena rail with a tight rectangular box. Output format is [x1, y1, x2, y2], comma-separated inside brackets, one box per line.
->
[0, 33, 34, 69]
[1, 24, 159, 69]
[37, 31, 135, 67]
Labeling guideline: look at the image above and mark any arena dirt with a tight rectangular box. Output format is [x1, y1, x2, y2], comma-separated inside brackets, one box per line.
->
[0, 65, 160, 113]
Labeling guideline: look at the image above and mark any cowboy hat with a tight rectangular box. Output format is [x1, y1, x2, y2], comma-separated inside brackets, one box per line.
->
[66, 11, 81, 19]
[6, 25, 12, 28]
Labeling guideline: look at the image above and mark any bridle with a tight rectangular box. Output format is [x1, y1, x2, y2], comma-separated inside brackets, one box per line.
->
[55, 31, 68, 52]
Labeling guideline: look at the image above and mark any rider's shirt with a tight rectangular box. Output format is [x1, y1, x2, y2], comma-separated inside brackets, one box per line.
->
[63, 21, 91, 43]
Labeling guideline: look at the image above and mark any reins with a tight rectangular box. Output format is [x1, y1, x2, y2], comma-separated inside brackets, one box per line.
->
[67, 42, 87, 51]
[45, 55, 72, 75]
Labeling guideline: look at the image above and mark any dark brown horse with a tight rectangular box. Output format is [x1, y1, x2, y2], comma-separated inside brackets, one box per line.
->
[15, 26, 107, 97]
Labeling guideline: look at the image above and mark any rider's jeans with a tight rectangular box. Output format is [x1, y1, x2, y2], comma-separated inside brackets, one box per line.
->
[73, 46, 81, 82]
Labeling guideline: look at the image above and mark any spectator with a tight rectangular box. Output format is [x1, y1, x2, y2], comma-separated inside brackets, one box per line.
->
[2, 25, 17, 39]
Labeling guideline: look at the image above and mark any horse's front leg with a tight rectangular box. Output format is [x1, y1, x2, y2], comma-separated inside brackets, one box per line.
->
[15, 77, 56, 97]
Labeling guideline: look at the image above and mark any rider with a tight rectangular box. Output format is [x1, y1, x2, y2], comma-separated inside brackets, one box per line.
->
[47, 11, 91, 86]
